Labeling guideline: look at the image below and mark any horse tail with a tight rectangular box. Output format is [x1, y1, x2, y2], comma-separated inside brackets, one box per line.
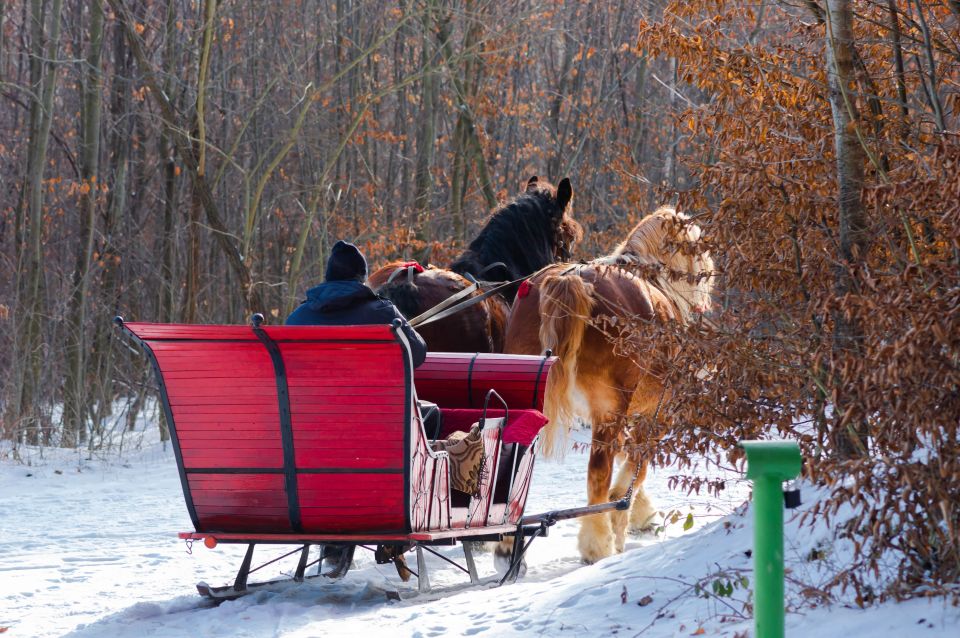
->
[537, 273, 594, 459]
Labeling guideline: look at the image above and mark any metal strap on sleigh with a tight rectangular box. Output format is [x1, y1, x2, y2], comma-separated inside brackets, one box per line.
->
[115, 315, 582, 599]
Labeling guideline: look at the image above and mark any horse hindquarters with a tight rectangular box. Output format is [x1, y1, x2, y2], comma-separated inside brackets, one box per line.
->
[535, 273, 621, 563]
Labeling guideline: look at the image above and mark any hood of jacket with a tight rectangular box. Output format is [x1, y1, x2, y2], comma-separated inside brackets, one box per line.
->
[302, 280, 378, 313]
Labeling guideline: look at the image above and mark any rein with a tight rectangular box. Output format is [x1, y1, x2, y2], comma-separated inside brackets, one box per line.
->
[408, 275, 526, 328]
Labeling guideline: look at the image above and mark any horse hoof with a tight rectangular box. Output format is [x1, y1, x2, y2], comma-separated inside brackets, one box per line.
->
[629, 522, 657, 536]
[578, 536, 615, 564]
[628, 512, 659, 536]
[493, 549, 527, 579]
[493, 548, 511, 574]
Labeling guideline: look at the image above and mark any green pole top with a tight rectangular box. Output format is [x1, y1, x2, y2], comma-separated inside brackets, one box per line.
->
[739, 440, 802, 481]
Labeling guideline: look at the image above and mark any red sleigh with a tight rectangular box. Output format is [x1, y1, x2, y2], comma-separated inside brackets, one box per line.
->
[116, 315, 604, 599]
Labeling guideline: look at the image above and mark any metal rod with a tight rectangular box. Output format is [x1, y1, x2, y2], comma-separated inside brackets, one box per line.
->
[248, 544, 307, 575]
[293, 545, 310, 582]
[520, 497, 629, 527]
[463, 542, 479, 584]
[499, 523, 546, 585]
[420, 544, 471, 575]
[416, 546, 431, 593]
[233, 544, 256, 592]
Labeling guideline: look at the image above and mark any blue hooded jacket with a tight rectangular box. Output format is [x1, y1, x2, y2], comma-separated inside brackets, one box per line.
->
[285, 280, 427, 368]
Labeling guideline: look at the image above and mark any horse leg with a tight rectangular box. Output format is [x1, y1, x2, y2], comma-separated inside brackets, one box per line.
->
[620, 385, 664, 536]
[627, 460, 656, 534]
[608, 448, 653, 552]
[578, 423, 617, 563]
[492, 537, 526, 578]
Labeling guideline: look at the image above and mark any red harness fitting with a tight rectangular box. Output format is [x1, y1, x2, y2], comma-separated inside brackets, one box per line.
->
[399, 260, 425, 273]
[516, 279, 531, 300]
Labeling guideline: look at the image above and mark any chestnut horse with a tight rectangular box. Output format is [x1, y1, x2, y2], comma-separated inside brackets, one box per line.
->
[368, 177, 581, 352]
[502, 207, 714, 563]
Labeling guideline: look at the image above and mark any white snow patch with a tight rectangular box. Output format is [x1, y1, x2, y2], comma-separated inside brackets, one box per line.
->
[1, 427, 957, 637]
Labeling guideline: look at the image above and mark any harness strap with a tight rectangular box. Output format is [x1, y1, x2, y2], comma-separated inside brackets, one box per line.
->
[409, 276, 526, 328]
[385, 263, 422, 286]
[407, 282, 480, 327]
[385, 266, 406, 286]
[475, 261, 507, 279]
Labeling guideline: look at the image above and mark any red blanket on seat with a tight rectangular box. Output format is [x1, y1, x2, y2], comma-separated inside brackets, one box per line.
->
[438, 408, 549, 446]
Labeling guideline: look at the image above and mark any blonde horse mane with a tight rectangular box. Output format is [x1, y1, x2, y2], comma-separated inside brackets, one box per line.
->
[595, 206, 714, 322]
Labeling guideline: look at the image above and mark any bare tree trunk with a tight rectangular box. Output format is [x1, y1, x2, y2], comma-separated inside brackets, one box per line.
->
[824, 0, 869, 459]
[14, 0, 64, 444]
[86, 12, 133, 439]
[547, 12, 575, 180]
[159, 0, 178, 324]
[663, 57, 678, 190]
[444, 4, 473, 240]
[64, 0, 105, 447]
[413, 5, 437, 251]
[886, 0, 909, 136]
[0, 0, 6, 83]
[450, 114, 468, 241]
[910, 0, 945, 132]
[437, 0, 495, 243]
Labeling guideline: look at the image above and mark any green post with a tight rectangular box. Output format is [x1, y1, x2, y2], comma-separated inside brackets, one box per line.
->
[739, 440, 801, 638]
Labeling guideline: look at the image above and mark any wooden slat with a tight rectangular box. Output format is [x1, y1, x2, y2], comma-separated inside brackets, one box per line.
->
[188, 474, 283, 487]
[293, 439, 403, 451]
[299, 516, 405, 533]
[263, 325, 398, 341]
[181, 449, 283, 467]
[125, 323, 258, 340]
[285, 404, 405, 415]
[191, 491, 290, 506]
[178, 438, 283, 450]
[294, 451, 403, 468]
[297, 473, 402, 491]
[282, 386, 405, 397]
[297, 494, 403, 507]
[157, 415, 277, 427]
[196, 505, 291, 516]
[196, 515, 291, 532]
[291, 430, 404, 442]
[170, 405, 279, 417]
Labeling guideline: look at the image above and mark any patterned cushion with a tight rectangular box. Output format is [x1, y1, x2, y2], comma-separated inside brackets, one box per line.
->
[432, 423, 485, 496]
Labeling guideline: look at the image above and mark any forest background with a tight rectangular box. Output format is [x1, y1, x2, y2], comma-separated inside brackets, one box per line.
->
[1, 0, 958, 605]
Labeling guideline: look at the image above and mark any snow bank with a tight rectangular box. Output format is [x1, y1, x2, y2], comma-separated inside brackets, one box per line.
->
[1, 437, 957, 637]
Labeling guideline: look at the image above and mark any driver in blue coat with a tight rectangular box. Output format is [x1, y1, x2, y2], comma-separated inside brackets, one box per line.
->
[286, 240, 428, 368]
[287, 240, 426, 580]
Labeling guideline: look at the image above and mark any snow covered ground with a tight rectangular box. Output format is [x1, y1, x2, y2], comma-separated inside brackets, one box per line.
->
[1, 428, 957, 638]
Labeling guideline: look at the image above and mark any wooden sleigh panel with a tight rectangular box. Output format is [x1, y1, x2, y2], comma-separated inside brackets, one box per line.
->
[119, 320, 426, 537]
[117, 318, 555, 543]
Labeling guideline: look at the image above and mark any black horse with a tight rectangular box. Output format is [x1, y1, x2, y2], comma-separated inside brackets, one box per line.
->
[368, 176, 581, 353]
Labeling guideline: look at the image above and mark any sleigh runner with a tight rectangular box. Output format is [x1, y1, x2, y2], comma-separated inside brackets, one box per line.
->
[116, 315, 604, 598]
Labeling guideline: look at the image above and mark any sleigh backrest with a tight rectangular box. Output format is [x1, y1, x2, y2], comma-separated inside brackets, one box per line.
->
[415, 352, 555, 412]
[118, 319, 414, 535]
